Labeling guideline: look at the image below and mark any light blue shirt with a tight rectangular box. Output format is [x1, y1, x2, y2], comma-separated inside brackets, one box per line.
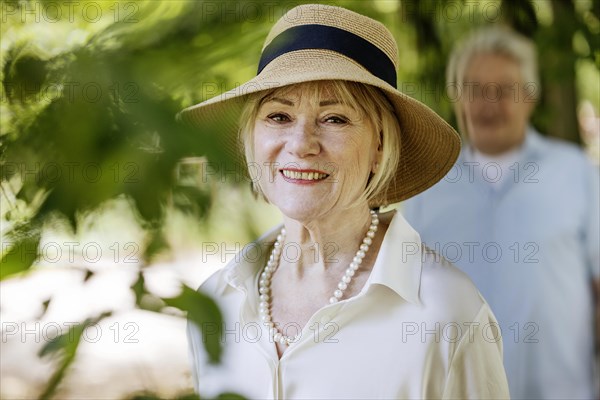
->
[403, 128, 600, 400]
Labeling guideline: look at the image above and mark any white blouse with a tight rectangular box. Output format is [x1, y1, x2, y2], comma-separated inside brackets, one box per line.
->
[187, 211, 510, 399]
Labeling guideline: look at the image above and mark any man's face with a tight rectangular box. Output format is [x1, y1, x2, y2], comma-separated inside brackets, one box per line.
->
[461, 53, 535, 155]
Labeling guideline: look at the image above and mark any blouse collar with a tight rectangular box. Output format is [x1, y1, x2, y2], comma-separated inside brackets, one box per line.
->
[219, 210, 423, 306]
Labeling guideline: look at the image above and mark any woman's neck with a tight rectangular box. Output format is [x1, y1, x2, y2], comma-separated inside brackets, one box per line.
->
[279, 205, 374, 277]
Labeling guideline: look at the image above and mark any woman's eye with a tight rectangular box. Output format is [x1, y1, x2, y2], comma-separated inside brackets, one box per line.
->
[267, 113, 290, 123]
[324, 115, 348, 124]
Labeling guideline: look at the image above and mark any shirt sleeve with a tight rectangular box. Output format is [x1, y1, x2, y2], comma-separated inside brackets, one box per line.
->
[186, 318, 202, 394]
[584, 162, 600, 279]
[442, 302, 511, 400]
[401, 195, 422, 227]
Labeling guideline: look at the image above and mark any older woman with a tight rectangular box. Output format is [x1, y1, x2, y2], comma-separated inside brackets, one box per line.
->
[178, 4, 509, 399]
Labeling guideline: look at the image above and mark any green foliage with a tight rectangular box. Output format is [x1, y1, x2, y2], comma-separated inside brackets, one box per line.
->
[0, 0, 248, 396]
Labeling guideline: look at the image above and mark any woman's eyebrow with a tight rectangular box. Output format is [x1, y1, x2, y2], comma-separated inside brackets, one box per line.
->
[266, 97, 294, 106]
[264, 97, 343, 107]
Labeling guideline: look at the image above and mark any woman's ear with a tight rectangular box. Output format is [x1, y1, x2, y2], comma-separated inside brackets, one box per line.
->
[372, 131, 383, 173]
[372, 161, 380, 174]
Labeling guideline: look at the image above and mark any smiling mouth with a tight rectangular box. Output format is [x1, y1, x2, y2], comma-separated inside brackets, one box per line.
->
[280, 169, 329, 181]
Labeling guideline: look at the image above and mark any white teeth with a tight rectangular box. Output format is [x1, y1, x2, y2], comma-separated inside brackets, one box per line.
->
[282, 170, 327, 180]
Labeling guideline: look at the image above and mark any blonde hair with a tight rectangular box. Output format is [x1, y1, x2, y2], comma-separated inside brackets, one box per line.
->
[238, 80, 401, 208]
[446, 26, 539, 136]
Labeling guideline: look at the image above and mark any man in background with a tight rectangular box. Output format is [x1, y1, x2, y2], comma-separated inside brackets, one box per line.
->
[403, 26, 599, 399]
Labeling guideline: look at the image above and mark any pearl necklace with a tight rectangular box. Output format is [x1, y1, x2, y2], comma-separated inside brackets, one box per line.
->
[258, 210, 379, 346]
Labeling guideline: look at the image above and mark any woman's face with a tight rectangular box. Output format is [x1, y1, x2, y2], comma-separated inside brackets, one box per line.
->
[252, 82, 381, 221]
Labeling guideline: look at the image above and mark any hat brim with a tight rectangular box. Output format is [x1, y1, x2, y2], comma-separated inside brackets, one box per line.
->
[177, 50, 460, 206]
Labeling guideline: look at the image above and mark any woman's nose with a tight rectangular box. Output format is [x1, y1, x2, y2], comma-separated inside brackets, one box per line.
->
[285, 119, 320, 157]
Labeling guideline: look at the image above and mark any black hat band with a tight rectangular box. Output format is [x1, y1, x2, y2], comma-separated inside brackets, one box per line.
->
[258, 24, 397, 88]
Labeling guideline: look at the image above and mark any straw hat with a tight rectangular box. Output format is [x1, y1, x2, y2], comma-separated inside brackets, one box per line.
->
[177, 3, 460, 206]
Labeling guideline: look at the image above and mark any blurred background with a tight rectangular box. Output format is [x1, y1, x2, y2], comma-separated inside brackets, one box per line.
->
[1, 0, 598, 398]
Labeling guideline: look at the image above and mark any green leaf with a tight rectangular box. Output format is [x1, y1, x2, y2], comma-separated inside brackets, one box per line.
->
[144, 227, 169, 262]
[130, 271, 146, 306]
[162, 285, 223, 364]
[214, 393, 247, 400]
[3, 50, 48, 104]
[0, 234, 40, 280]
[83, 269, 94, 282]
[172, 185, 212, 218]
[38, 298, 52, 319]
[127, 395, 163, 400]
[38, 312, 111, 399]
